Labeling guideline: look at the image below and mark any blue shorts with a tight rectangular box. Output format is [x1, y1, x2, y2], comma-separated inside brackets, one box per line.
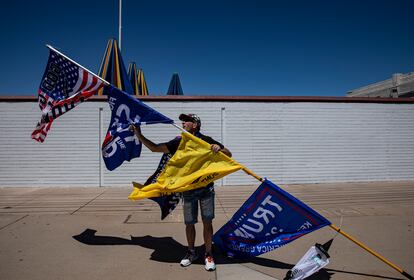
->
[183, 186, 215, 225]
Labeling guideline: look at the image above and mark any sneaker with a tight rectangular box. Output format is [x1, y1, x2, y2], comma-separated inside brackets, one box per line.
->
[180, 250, 198, 267]
[204, 253, 216, 271]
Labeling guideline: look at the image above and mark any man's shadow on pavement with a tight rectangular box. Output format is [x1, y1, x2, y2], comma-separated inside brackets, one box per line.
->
[72, 228, 293, 268]
[72, 228, 403, 280]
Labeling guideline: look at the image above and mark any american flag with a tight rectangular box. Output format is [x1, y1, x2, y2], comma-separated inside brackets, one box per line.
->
[32, 48, 106, 142]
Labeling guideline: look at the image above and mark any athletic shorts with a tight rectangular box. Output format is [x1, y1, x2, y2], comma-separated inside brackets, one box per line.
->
[182, 186, 215, 225]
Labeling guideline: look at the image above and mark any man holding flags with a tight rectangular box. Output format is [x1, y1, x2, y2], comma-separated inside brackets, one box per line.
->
[130, 113, 232, 271]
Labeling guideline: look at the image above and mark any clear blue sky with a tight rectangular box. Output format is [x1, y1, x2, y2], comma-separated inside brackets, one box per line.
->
[1, 0, 413, 96]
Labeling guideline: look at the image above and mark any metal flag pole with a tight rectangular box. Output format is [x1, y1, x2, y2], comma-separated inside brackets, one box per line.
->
[119, 0, 122, 51]
[46, 44, 110, 86]
[172, 123, 186, 133]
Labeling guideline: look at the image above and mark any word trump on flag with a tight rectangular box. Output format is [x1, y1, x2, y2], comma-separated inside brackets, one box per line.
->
[213, 179, 331, 258]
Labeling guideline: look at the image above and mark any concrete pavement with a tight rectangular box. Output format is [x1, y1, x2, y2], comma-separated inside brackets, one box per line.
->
[0, 181, 413, 280]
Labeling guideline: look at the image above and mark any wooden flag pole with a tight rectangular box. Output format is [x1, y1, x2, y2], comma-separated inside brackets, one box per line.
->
[241, 166, 263, 182]
[329, 224, 413, 280]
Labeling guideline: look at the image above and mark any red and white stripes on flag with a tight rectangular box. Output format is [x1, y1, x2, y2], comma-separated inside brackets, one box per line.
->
[32, 48, 106, 142]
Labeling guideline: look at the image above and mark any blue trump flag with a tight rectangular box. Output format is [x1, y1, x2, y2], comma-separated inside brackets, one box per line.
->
[213, 179, 331, 258]
[102, 86, 173, 171]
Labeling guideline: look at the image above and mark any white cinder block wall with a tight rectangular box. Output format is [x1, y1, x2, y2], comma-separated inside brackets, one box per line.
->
[1, 99, 413, 187]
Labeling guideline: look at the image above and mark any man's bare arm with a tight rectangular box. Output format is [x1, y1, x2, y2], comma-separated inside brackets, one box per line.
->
[130, 124, 169, 153]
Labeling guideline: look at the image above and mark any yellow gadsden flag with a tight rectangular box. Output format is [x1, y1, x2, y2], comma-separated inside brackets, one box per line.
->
[129, 132, 243, 200]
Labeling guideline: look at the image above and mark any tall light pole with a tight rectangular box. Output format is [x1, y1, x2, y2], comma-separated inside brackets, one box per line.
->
[119, 0, 122, 51]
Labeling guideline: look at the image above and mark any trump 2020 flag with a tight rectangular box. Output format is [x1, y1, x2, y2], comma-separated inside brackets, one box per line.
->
[102, 86, 173, 171]
[32, 47, 106, 142]
[213, 179, 331, 258]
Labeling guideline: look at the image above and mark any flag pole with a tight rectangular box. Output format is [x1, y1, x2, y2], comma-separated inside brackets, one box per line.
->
[241, 166, 263, 181]
[119, 0, 122, 51]
[172, 123, 186, 133]
[329, 224, 413, 280]
[46, 44, 110, 86]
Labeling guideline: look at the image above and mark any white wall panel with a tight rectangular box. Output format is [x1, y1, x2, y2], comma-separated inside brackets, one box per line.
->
[1, 100, 413, 187]
[0, 102, 100, 186]
[194, 102, 414, 185]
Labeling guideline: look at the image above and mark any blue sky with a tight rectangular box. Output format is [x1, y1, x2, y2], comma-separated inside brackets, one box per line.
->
[1, 0, 413, 96]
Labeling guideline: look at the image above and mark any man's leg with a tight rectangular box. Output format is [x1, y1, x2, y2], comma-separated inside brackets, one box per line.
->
[183, 191, 198, 250]
[200, 188, 215, 253]
[202, 220, 213, 254]
[200, 188, 216, 271]
[180, 192, 199, 267]
[186, 224, 196, 250]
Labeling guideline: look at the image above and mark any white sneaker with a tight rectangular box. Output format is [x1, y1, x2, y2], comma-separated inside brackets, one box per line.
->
[180, 250, 198, 267]
[204, 253, 216, 271]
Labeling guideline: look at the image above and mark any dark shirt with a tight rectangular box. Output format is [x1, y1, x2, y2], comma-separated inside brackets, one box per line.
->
[164, 132, 225, 190]
[165, 132, 224, 155]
